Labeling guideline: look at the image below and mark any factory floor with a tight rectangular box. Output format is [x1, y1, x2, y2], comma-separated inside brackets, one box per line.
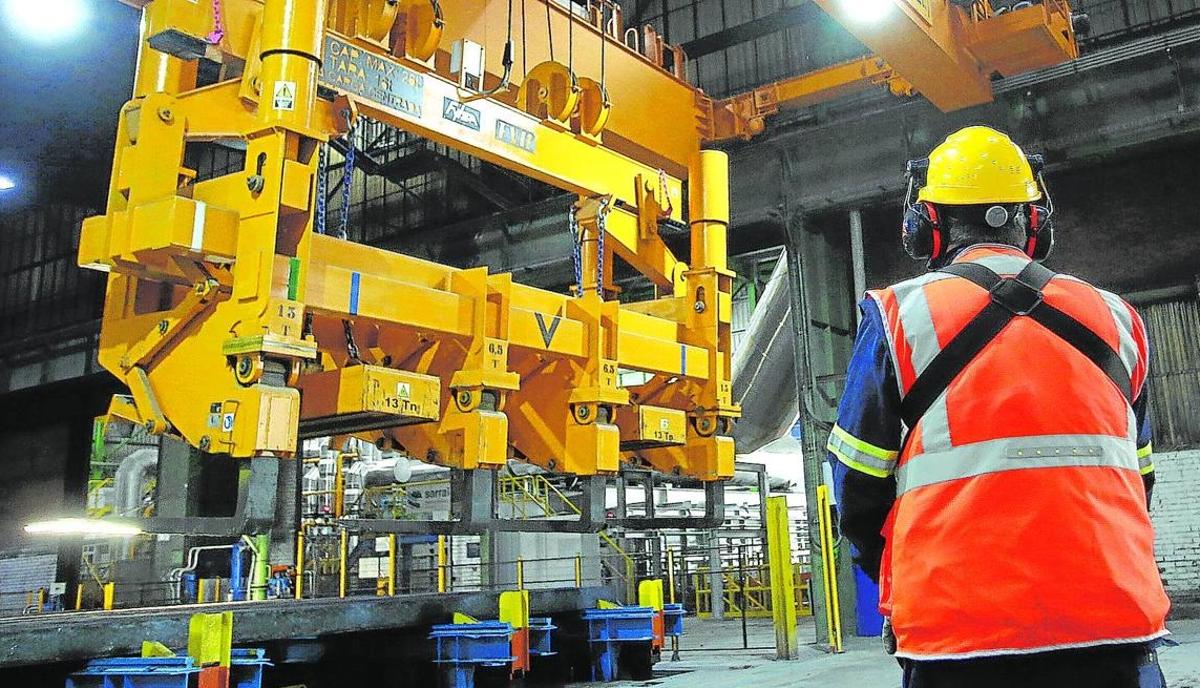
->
[577, 616, 1200, 687]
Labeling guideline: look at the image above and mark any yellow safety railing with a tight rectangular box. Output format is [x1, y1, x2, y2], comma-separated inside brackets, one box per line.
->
[598, 530, 637, 604]
[691, 563, 812, 619]
[497, 474, 582, 519]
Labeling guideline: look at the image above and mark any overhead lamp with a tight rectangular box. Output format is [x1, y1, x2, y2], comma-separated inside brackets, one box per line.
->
[842, 0, 895, 23]
[0, 175, 14, 192]
[2, 0, 88, 43]
[25, 518, 144, 537]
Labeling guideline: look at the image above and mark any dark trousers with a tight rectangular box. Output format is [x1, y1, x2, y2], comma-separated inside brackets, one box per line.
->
[902, 645, 1164, 688]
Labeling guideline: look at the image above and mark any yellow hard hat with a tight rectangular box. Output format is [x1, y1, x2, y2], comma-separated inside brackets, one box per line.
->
[918, 126, 1042, 205]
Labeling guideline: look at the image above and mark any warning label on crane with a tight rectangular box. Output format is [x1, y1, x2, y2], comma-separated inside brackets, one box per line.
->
[273, 81, 297, 111]
[320, 36, 425, 119]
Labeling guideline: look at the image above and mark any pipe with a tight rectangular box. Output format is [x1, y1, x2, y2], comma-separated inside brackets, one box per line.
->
[849, 209, 867, 323]
[230, 541, 247, 602]
[114, 448, 158, 517]
[252, 533, 270, 601]
[170, 544, 239, 604]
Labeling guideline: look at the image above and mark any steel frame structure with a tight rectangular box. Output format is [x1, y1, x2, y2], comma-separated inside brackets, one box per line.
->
[77, 0, 1078, 535]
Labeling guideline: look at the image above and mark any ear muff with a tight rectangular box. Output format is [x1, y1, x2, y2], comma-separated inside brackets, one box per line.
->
[902, 201, 944, 264]
[1026, 204, 1055, 261]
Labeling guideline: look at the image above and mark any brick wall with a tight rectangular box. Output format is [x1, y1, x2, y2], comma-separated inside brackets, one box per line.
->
[1151, 449, 1200, 602]
[0, 551, 57, 614]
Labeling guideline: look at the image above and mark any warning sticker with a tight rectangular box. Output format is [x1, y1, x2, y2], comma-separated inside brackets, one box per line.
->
[272, 81, 297, 111]
[221, 413, 236, 432]
[397, 382, 411, 399]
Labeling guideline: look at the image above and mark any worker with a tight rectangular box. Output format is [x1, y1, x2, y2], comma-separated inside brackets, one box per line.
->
[826, 126, 1169, 687]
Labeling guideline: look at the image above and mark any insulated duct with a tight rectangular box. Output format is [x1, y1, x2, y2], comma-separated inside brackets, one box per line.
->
[731, 256, 800, 455]
[114, 448, 158, 518]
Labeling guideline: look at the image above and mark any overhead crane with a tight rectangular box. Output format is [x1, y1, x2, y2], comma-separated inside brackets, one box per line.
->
[78, 0, 1079, 535]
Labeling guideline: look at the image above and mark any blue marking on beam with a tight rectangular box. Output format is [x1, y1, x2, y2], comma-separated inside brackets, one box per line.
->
[349, 272, 361, 315]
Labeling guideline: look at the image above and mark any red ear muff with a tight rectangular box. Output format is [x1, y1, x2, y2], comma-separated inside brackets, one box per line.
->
[1024, 204, 1040, 258]
[926, 202, 944, 261]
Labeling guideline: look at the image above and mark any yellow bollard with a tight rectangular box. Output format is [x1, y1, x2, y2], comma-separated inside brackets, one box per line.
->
[197, 579, 207, 604]
[437, 535, 447, 593]
[295, 529, 306, 600]
[75, 583, 84, 611]
[574, 556, 583, 588]
[816, 486, 843, 654]
[339, 529, 349, 599]
[516, 558, 525, 591]
[767, 495, 799, 659]
[103, 582, 115, 611]
[388, 535, 397, 597]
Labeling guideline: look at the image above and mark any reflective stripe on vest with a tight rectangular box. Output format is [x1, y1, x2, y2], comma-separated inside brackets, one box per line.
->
[896, 433, 1139, 496]
[872, 248, 1143, 458]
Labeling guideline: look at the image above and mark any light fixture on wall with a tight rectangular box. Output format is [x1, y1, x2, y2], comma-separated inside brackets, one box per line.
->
[25, 518, 144, 537]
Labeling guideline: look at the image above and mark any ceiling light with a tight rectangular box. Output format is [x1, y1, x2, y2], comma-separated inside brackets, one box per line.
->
[25, 518, 144, 537]
[0, 175, 14, 191]
[842, 0, 895, 23]
[2, 0, 89, 43]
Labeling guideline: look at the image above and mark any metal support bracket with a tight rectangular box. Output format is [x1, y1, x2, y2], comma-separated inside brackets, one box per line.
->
[608, 469, 726, 529]
[340, 471, 609, 534]
[137, 457, 280, 536]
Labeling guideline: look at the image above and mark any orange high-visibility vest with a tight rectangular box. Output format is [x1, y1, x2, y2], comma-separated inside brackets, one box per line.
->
[869, 244, 1168, 660]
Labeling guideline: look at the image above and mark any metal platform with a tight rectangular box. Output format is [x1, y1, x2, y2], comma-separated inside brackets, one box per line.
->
[0, 586, 611, 668]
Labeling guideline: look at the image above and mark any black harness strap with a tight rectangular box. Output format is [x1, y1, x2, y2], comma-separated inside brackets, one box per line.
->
[898, 261, 1133, 432]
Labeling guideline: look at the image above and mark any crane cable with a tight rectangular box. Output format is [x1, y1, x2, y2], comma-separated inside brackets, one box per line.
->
[546, 0, 554, 62]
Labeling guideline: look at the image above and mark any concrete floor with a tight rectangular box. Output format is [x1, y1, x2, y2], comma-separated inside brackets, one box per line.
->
[581, 616, 1200, 687]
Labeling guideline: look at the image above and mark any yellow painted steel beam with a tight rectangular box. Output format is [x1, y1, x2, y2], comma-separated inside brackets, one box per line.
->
[713, 56, 914, 141]
[811, 0, 1077, 113]
[436, 0, 705, 177]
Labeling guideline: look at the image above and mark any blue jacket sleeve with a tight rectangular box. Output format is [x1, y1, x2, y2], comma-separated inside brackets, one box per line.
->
[826, 298, 902, 583]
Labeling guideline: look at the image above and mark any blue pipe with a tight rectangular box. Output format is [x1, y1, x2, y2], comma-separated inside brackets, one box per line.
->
[230, 541, 247, 602]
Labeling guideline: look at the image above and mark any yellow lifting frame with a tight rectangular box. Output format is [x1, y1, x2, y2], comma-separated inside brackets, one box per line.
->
[82, 0, 742, 483]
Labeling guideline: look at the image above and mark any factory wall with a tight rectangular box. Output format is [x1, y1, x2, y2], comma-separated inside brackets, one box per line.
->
[1152, 450, 1200, 603]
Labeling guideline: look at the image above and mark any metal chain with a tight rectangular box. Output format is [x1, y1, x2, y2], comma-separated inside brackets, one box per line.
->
[569, 206, 583, 296]
[597, 200, 609, 297]
[340, 118, 357, 242]
[315, 143, 328, 235]
[343, 320, 361, 362]
[206, 0, 226, 45]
